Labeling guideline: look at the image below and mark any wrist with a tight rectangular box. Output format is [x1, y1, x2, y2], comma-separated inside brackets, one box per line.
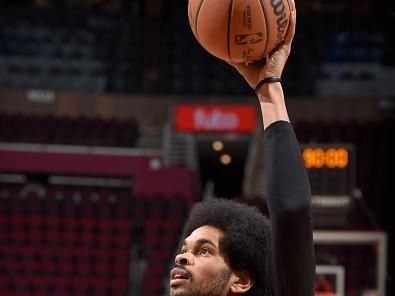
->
[256, 80, 283, 103]
[257, 82, 289, 129]
[254, 76, 282, 94]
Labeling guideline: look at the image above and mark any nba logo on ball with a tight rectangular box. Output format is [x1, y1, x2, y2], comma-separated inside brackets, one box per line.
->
[234, 32, 264, 45]
[188, 0, 291, 63]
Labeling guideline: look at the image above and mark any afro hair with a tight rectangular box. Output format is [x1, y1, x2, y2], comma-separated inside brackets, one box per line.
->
[178, 198, 270, 296]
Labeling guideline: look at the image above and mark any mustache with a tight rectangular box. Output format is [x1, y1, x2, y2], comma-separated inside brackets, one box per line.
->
[174, 263, 193, 279]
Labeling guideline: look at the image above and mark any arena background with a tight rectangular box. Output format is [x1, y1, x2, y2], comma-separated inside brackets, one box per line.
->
[0, 0, 394, 295]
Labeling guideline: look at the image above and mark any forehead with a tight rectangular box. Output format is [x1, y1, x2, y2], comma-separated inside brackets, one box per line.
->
[184, 225, 224, 246]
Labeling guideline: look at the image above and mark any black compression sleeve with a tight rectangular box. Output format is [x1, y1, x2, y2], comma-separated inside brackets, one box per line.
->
[263, 121, 315, 296]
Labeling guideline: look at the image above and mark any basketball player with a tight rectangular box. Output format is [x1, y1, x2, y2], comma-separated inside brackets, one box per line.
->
[169, 1, 315, 295]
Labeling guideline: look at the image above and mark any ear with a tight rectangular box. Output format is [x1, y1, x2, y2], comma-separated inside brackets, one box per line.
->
[229, 270, 255, 294]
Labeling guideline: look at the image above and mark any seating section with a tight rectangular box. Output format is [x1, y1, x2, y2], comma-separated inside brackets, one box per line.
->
[0, 1, 392, 96]
[0, 118, 393, 295]
[0, 182, 188, 296]
[0, 184, 133, 296]
[0, 114, 140, 147]
[138, 196, 187, 295]
[0, 5, 141, 93]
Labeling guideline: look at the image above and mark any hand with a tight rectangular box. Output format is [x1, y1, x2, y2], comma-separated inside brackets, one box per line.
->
[227, 0, 296, 90]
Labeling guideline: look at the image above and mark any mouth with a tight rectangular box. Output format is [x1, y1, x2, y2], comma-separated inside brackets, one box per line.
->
[170, 267, 191, 287]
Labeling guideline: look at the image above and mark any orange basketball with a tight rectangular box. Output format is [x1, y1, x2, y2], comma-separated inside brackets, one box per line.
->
[188, 0, 292, 63]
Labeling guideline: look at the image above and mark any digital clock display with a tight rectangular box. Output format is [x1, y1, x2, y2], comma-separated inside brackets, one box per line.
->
[301, 144, 355, 196]
[302, 147, 349, 169]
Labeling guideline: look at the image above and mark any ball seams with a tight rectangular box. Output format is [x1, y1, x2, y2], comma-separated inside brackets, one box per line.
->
[258, 0, 270, 58]
[195, 0, 206, 41]
[227, 0, 236, 62]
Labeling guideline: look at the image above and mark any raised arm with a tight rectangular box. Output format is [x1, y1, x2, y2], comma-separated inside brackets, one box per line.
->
[263, 120, 315, 296]
[228, 2, 316, 295]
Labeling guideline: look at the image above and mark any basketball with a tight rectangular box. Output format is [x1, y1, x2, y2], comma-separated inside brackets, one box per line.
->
[188, 0, 292, 63]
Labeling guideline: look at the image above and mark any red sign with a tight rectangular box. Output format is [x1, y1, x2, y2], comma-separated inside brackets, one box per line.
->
[175, 104, 257, 133]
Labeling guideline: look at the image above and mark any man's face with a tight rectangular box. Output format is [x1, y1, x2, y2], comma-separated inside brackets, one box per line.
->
[169, 225, 233, 296]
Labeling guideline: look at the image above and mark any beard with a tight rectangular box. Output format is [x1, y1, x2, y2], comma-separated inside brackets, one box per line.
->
[170, 267, 232, 296]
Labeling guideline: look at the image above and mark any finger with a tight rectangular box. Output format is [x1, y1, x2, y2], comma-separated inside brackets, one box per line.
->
[289, 0, 296, 13]
[284, 8, 296, 46]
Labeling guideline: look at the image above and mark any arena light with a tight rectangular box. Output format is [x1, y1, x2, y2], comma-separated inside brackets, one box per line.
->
[220, 154, 232, 165]
[212, 140, 224, 152]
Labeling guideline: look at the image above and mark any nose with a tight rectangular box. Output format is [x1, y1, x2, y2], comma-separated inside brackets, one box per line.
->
[175, 252, 194, 266]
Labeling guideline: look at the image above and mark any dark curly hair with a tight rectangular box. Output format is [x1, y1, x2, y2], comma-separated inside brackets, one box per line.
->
[178, 198, 270, 296]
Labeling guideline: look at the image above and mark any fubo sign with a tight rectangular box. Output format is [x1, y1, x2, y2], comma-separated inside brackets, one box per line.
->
[175, 104, 257, 133]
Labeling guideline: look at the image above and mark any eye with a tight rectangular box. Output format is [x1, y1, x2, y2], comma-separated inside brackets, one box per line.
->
[198, 248, 210, 255]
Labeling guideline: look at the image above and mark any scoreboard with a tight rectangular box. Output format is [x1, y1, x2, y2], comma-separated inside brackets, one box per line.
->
[300, 144, 356, 227]
[301, 144, 355, 196]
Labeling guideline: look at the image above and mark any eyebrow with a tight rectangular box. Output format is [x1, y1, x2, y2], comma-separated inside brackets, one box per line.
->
[182, 238, 218, 249]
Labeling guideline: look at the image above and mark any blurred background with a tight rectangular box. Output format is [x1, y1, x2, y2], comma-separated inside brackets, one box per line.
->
[0, 0, 394, 295]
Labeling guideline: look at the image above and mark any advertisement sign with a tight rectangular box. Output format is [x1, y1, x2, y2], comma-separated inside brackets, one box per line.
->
[174, 104, 257, 133]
